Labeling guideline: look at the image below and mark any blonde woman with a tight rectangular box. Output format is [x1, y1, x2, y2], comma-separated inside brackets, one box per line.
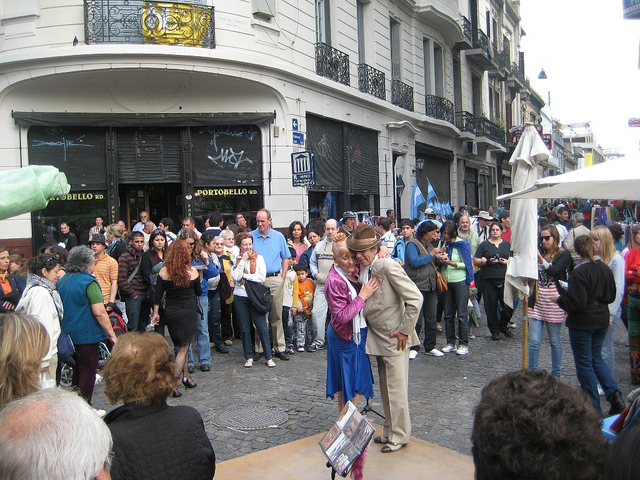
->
[0, 313, 49, 410]
[590, 226, 625, 377]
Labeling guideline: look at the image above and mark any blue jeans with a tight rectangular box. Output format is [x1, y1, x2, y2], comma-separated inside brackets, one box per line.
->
[528, 318, 563, 377]
[602, 314, 619, 375]
[208, 289, 224, 347]
[568, 327, 619, 413]
[235, 296, 272, 360]
[124, 293, 149, 332]
[443, 281, 469, 346]
[282, 306, 294, 349]
[188, 295, 211, 367]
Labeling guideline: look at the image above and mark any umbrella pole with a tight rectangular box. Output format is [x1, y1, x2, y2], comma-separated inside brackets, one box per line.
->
[522, 287, 529, 370]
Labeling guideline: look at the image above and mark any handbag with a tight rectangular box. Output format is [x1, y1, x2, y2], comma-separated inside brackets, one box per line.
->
[218, 271, 233, 302]
[431, 261, 448, 293]
[244, 280, 272, 314]
[57, 326, 75, 363]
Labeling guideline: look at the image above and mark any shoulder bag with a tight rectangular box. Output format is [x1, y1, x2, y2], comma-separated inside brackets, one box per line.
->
[244, 280, 272, 314]
[431, 261, 448, 293]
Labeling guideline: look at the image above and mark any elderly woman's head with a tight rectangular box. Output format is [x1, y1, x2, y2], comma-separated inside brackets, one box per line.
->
[65, 246, 95, 274]
[332, 233, 356, 274]
[106, 223, 124, 243]
[417, 221, 439, 243]
[103, 332, 176, 406]
[0, 313, 50, 410]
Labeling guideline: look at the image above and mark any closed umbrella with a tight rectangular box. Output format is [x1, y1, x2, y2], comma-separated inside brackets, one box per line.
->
[0, 166, 70, 220]
[503, 125, 550, 368]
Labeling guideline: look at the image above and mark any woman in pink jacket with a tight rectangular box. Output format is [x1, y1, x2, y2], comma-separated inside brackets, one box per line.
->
[324, 233, 379, 412]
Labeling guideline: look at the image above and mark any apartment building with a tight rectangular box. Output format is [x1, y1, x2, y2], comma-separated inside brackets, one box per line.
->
[0, 0, 525, 252]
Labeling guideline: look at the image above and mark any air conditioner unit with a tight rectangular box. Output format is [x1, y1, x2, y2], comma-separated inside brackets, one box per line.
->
[466, 141, 478, 156]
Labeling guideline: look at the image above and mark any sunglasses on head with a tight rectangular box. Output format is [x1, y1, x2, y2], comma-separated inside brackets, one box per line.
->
[152, 229, 165, 235]
[540, 235, 552, 241]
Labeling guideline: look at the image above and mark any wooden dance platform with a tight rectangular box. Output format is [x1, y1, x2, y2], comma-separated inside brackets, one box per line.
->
[215, 424, 474, 480]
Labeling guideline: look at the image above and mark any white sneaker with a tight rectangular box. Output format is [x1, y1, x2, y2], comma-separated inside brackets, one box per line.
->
[441, 344, 457, 353]
[409, 350, 419, 360]
[509, 322, 517, 329]
[456, 345, 469, 355]
[266, 359, 276, 368]
[425, 348, 444, 357]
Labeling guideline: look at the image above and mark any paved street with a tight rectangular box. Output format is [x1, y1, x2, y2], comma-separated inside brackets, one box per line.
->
[91, 306, 634, 463]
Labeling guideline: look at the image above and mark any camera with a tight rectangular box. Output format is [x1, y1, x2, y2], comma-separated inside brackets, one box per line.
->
[492, 255, 501, 261]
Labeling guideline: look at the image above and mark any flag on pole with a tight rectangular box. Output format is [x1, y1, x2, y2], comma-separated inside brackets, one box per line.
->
[410, 180, 426, 220]
[426, 180, 437, 201]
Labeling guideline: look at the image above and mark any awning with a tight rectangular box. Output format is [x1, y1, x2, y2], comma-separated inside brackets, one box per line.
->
[12, 111, 275, 127]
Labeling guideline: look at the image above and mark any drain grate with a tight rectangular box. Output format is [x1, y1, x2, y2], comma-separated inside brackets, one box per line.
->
[212, 405, 289, 431]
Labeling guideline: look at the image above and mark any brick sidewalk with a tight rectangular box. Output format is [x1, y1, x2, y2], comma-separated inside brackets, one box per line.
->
[91, 306, 633, 462]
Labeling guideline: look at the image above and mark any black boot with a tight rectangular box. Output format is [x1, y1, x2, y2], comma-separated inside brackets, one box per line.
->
[608, 390, 626, 416]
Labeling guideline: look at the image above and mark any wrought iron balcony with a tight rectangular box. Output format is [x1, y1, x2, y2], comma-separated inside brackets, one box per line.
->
[474, 117, 506, 145]
[455, 111, 475, 133]
[460, 16, 472, 45]
[315, 43, 350, 86]
[472, 30, 492, 59]
[358, 64, 385, 100]
[84, 0, 215, 48]
[426, 95, 454, 124]
[391, 80, 414, 112]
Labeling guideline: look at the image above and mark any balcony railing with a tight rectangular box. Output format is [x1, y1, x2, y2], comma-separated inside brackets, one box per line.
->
[474, 117, 506, 145]
[455, 111, 475, 133]
[358, 64, 385, 100]
[472, 30, 492, 59]
[493, 49, 509, 72]
[461, 16, 472, 43]
[315, 43, 350, 86]
[426, 95, 454, 124]
[85, 0, 215, 48]
[391, 80, 414, 112]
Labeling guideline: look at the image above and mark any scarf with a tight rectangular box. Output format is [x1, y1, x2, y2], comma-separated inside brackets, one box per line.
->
[23, 273, 64, 319]
[445, 240, 475, 284]
[236, 251, 258, 274]
[107, 237, 123, 256]
[333, 265, 365, 346]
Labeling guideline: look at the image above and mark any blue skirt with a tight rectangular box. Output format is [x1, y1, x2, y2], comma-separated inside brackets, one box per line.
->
[326, 324, 374, 401]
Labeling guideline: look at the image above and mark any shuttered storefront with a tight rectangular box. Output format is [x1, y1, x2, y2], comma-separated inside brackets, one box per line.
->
[415, 142, 452, 203]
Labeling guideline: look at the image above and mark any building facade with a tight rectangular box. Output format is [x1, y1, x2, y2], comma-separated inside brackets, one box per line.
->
[0, 0, 527, 252]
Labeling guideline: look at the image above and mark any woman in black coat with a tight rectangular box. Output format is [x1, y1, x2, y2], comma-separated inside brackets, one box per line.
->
[103, 332, 215, 480]
[554, 235, 625, 416]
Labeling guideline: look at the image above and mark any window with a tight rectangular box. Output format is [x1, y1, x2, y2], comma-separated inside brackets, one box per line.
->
[423, 39, 444, 96]
[316, 0, 331, 45]
[357, 0, 366, 64]
[390, 18, 401, 80]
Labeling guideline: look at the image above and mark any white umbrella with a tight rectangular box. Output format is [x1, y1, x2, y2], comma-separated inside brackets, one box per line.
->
[498, 155, 640, 201]
[504, 125, 549, 307]
[503, 125, 550, 370]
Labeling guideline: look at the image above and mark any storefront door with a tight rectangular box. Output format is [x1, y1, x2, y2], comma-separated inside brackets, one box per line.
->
[119, 184, 183, 231]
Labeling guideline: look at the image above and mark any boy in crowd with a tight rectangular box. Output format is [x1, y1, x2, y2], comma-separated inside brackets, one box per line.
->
[292, 263, 314, 352]
[282, 247, 298, 355]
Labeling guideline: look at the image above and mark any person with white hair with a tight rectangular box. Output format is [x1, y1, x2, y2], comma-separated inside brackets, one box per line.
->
[0, 388, 113, 480]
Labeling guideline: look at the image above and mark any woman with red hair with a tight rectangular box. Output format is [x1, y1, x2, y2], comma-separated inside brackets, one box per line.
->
[151, 240, 201, 397]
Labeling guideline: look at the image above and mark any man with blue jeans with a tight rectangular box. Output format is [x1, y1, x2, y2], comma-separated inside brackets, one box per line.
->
[251, 208, 290, 360]
[117, 232, 148, 332]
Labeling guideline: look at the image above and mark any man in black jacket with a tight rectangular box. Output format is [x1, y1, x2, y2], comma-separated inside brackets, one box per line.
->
[117, 231, 149, 332]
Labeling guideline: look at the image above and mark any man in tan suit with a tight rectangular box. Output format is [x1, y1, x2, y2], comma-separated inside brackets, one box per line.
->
[347, 224, 423, 453]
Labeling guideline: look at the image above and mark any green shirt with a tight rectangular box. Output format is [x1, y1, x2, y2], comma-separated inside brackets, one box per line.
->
[442, 248, 467, 283]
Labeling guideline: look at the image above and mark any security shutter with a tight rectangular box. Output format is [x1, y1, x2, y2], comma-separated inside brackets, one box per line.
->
[415, 142, 452, 202]
[345, 124, 379, 195]
[307, 114, 343, 191]
[116, 127, 182, 183]
[190, 125, 263, 186]
[28, 126, 107, 190]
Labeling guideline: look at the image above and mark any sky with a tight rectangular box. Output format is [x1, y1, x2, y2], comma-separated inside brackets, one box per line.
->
[519, 0, 640, 158]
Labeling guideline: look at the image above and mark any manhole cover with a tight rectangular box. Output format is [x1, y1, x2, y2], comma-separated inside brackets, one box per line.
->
[213, 405, 289, 431]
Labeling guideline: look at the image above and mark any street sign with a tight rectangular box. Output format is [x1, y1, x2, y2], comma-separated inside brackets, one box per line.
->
[291, 151, 315, 187]
[292, 118, 299, 131]
[293, 132, 305, 145]
[629, 118, 640, 127]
